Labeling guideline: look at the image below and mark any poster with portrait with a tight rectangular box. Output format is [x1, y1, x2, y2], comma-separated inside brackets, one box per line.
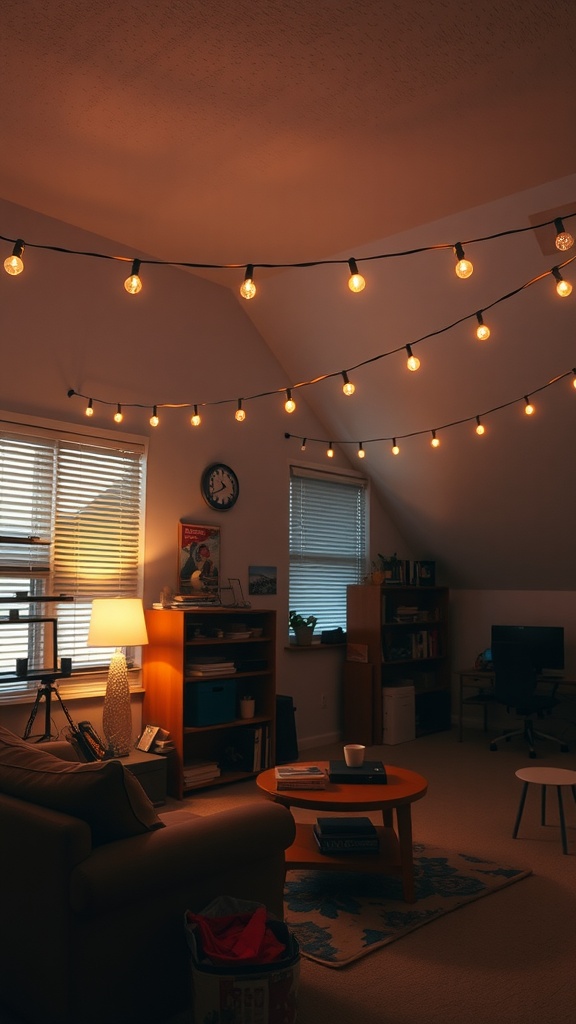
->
[178, 523, 220, 596]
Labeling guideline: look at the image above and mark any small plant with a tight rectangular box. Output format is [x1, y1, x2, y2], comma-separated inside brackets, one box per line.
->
[289, 610, 318, 631]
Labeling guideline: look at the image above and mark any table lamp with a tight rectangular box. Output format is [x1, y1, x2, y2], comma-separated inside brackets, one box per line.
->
[88, 598, 148, 757]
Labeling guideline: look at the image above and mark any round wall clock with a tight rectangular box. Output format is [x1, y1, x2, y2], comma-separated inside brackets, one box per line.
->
[201, 463, 239, 511]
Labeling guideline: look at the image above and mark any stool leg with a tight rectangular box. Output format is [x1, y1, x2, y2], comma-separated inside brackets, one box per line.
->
[513, 782, 529, 838]
[541, 785, 547, 826]
[556, 788, 568, 855]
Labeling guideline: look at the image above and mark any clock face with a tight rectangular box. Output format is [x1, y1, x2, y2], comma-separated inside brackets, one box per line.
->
[201, 463, 239, 511]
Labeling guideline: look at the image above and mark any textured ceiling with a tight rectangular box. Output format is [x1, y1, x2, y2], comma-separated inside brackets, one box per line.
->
[2, 0, 576, 590]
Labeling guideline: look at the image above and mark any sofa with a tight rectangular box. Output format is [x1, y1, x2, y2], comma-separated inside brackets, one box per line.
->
[0, 726, 296, 1024]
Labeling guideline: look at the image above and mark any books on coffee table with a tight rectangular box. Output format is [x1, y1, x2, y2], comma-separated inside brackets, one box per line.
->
[274, 764, 328, 789]
[328, 759, 387, 784]
[313, 815, 380, 853]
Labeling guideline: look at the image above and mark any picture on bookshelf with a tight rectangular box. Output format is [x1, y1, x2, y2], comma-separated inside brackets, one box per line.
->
[414, 560, 436, 586]
[178, 523, 220, 596]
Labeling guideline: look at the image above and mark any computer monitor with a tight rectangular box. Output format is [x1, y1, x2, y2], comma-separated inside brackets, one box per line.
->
[490, 625, 564, 675]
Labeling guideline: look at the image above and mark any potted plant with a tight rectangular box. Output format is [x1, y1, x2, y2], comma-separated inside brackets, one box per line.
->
[289, 610, 318, 646]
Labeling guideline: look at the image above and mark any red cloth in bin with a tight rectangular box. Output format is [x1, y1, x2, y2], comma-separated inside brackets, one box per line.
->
[186, 905, 286, 965]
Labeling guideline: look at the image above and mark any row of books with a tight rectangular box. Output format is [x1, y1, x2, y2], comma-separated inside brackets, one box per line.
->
[313, 816, 380, 853]
[224, 723, 271, 773]
[385, 627, 441, 661]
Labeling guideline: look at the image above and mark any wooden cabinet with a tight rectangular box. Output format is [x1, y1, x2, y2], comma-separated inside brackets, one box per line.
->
[344, 585, 450, 744]
[142, 608, 276, 798]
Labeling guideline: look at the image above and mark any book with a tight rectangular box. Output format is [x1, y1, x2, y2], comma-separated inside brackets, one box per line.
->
[312, 826, 380, 853]
[316, 816, 377, 836]
[328, 760, 387, 784]
[274, 764, 328, 789]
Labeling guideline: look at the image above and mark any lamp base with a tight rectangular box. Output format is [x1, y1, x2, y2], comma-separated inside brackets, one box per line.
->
[103, 649, 133, 757]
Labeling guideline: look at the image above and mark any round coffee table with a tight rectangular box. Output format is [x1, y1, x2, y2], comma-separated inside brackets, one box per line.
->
[257, 762, 428, 902]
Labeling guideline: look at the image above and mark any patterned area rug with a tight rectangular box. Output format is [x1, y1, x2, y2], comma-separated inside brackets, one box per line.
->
[284, 843, 531, 967]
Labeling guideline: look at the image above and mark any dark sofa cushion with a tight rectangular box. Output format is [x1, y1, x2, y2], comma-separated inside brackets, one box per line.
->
[0, 725, 164, 845]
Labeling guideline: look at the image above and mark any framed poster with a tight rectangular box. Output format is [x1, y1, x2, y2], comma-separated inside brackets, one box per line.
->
[178, 523, 220, 596]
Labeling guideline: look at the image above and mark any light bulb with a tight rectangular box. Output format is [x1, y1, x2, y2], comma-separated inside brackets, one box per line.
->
[392, 439, 400, 455]
[406, 345, 420, 371]
[342, 371, 355, 396]
[285, 390, 296, 413]
[235, 400, 246, 422]
[150, 406, 159, 427]
[475, 312, 491, 341]
[475, 416, 485, 436]
[552, 266, 572, 297]
[347, 258, 365, 293]
[124, 259, 142, 294]
[191, 405, 201, 427]
[300, 438, 307, 451]
[4, 239, 24, 276]
[524, 397, 534, 416]
[554, 219, 574, 251]
[327, 442, 334, 458]
[85, 398, 94, 418]
[573, 371, 576, 390]
[240, 265, 256, 300]
[454, 243, 473, 279]
[114, 404, 123, 424]
[357, 443, 365, 459]
[431, 431, 440, 448]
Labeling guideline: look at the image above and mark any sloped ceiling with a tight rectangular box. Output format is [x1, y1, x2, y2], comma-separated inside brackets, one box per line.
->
[1, 0, 576, 589]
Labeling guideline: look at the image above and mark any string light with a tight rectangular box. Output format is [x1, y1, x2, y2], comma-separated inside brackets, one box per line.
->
[551, 266, 572, 297]
[406, 344, 420, 371]
[4, 239, 25, 275]
[85, 398, 94, 417]
[392, 439, 400, 455]
[191, 405, 201, 426]
[301, 438, 307, 451]
[124, 259, 142, 294]
[524, 396, 534, 415]
[347, 258, 366, 293]
[327, 441, 334, 458]
[357, 442, 365, 459]
[475, 416, 485, 435]
[342, 371, 355, 396]
[284, 389, 296, 413]
[554, 218, 574, 252]
[240, 264, 256, 300]
[454, 242, 473, 279]
[431, 430, 440, 448]
[573, 369, 576, 390]
[235, 399, 246, 422]
[150, 405, 159, 427]
[114, 404, 123, 423]
[475, 311, 491, 341]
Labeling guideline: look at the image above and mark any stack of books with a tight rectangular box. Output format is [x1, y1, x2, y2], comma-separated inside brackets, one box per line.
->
[182, 759, 221, 789]
[313, 816, 380, 853]
[274, 764, 328, 790]
[187, 655, 236, 678]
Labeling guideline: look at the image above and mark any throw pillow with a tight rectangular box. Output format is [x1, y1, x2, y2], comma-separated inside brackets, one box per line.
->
[0, 725, 164, 845]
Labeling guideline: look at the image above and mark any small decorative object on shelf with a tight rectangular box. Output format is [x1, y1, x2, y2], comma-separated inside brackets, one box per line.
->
[289, 610, 318, 646]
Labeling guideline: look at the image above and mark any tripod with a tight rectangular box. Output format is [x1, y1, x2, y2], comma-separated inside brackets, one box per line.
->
[23, 677, 76, 742]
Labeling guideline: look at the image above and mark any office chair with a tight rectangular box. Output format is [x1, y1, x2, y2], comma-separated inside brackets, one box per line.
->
[489, 641, 569, 758]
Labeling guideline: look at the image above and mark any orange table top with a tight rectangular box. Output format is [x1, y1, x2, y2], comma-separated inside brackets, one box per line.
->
[256, 761, 428, 812]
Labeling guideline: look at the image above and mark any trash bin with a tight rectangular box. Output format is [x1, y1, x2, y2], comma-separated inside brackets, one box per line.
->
[185, 897, 300, 1024]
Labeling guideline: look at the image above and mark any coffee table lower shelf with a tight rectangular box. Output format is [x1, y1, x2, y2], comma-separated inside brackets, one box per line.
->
[286, 822, 401, 874]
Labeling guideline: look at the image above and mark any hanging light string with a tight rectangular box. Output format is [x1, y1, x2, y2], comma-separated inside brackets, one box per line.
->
[284, 368, 576, 453]
[2, 211, 575, 291]
[66, 251, 576, 419]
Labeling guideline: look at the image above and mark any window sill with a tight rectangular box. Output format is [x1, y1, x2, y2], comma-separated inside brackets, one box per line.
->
[0, 669, 144, 704]
[285, 641, 346, 651]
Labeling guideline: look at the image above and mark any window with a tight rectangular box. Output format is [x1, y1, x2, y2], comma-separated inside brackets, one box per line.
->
[0, 414, 146, 695]
[289, 465, 367, 632]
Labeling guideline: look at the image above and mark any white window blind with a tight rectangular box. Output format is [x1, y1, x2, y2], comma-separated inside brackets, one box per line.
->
[289, 465, 367, 633]
[0, 418, 146, 691]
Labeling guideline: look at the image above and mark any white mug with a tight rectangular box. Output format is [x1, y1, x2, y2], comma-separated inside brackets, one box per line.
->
[344, 743, 365, 767]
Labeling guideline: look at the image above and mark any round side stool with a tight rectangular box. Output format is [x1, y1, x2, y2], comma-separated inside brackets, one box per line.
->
[513, 767, 576, 854]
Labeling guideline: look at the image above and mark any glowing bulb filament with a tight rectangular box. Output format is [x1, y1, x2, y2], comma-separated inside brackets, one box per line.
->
[475, 416, 485, 436]
[240, 265, 256, 300]
[406, 345, 420, 371]
[85, 398, 94, 418]
[357, 443, 365, 459]
[431, 431, 440, 448]
[524, 396, 534, 416]
[300, 438, 307, 451]
[554, 218, 574, 252]
[454, 242, 473, 279]
[392, 439, 400, 455]
[114, 404, 123, 424]
[235, 399, 246, 422]
[327, 442, 334, 458]
[4, 239, 25, 276]
[347, 258, 365, 293]
[342, 371, 355, 396]
[191, 405, 201, 427]
[285, 389, 296, 413]
[552, 266, 572, 297]
[150, 406, 159, 427]
[475, 312, 491, 341]
[124, 259, 142, 294]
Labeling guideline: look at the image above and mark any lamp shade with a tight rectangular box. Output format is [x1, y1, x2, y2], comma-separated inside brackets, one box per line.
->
[88, 598, 148, 648]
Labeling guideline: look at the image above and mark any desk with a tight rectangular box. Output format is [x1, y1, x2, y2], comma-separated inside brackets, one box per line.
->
[457, 669, 576, 742]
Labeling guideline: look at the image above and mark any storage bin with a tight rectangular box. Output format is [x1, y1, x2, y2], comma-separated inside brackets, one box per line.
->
[184, 679, 237, 726]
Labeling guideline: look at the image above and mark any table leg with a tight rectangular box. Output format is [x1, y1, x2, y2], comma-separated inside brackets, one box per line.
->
[395, 804, 415, 903]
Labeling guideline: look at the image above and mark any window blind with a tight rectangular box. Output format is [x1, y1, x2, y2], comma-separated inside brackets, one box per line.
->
[289, 465, 367, 632]
[0, 420, 146, 688]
